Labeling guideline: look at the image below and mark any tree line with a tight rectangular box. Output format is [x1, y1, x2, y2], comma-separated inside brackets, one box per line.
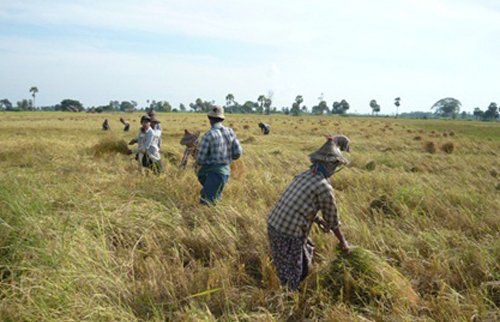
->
[1, 87, 498, 121]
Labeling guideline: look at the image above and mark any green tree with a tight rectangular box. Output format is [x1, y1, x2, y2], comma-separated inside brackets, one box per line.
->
[17, 99, 31, 111]
[60, 99, 83, 112]
[473, 107, 483, 120]
[291, 95, 303, 116]
[483, 102, 499, 121]
[179, 103, 186, 112]
[370, 99, 380, 116]
[257, 95, 266, 114]
[332, 99, 349, 114]
[29, 86, 38, 110]
[226, 93, 235, 113]
[431, 97, 461, 119]
[394, 97, 401, 118]
[264, 98, 272, 115]
[120, 101, 134, 111]
[0, 99, 13, 111]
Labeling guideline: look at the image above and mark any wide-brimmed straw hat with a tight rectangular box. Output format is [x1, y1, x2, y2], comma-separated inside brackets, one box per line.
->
[207, 105, 225, 120]
[308, 136, 349, 164]
[180, 129, 200, 145]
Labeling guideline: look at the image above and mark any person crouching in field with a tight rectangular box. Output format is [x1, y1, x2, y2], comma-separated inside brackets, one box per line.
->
[267, 136, 350, 291]
[127, 115, 162, 174]
[120, 117, 130, 132]
[102, 119, 110, 131]
[196, 106, 243, 205]
[258, 122, 270, 135]
[179, 129, 201, 170]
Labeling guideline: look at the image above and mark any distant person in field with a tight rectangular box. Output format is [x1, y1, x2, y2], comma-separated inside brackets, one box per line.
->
[120, 117, 130, 132]
[332, 134, 350, 152]
[267, 135, 350, 291]
[102, 119, 110, 131]
[196, 106, 243, 205]
[179, 129, 201, 170]
[127, 115, 162, 174]
[258, 122, 270, 135]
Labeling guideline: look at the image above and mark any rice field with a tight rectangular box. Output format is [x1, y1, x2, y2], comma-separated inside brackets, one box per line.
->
[1, 112, 500, 321]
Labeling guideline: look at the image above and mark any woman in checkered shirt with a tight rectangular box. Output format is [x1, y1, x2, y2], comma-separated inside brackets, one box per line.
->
[267, 136, 350, 291]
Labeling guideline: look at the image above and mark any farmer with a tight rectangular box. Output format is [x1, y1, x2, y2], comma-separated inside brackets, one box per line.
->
[179, 129, 201, 170]
[258, 122, 270, 135]
[267, 136, 350, 291]
[102, 119, 110, 131]
[127, 115, 162, 174]
[332, 134, 350, 152]
[120, 117, 130, 132]
[196, 106, 242, 205]
[150, 117, 162, 151]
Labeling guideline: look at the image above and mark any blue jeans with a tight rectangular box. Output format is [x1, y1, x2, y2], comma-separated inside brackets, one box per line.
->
[198, 165, 229, 205]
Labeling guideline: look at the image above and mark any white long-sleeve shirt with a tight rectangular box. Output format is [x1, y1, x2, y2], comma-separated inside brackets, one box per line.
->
[133, 127, 161, 161]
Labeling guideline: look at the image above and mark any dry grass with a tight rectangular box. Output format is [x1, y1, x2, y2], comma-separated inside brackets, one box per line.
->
[1, 112, 500, 321]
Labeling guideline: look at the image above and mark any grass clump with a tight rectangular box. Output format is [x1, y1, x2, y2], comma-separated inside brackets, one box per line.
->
[440, 141, 455, 154]
[323, 247, 419, 309]
[365, 160, 376, 171]
[90, 137, 128, 156]
[424, 141, 437, 154]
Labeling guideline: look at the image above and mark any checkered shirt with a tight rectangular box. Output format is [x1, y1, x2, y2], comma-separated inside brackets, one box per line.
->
[268, 170, 340, 238]
[196, 123, 242, 165]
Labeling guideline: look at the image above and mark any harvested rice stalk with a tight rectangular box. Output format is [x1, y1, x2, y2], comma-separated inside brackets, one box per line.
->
[323, 247, 419, 309]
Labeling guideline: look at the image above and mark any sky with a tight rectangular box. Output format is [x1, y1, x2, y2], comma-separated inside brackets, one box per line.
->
[1, 0, 500, 114]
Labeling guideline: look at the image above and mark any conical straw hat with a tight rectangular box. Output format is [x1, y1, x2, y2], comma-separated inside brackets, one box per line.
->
[308, 137, 349, 164]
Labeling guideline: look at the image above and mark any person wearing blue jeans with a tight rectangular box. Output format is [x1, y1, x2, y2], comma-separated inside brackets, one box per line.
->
[196, 106, 243, 205]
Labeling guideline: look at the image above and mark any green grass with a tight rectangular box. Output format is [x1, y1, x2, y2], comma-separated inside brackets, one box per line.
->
[1, 112, 500, 321]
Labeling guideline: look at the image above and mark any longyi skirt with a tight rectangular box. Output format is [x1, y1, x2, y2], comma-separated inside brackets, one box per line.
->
[267, 224, 314, 291]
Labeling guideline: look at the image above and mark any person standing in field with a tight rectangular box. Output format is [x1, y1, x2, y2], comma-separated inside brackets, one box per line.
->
[196, 106, 242, 205]
[127, 115, 162, 174]
[267, 136, 350, 291]
[179, 129, 201, 170]
[150, 117, 162, 151]
[258, 122, 270, 135]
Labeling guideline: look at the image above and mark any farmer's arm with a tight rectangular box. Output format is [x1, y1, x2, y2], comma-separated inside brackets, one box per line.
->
[231, 130, 243, 160]
[318, 184, 349, 253]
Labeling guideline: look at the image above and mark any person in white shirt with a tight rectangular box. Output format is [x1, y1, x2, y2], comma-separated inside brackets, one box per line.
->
[127, 115, 162, 174]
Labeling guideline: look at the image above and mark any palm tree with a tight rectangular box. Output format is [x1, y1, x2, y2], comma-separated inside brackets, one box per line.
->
[29, 86, 38, 110]
[394, 97, 401, 118]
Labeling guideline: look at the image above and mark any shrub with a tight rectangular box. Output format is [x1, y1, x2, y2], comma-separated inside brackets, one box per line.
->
[440, 142, 455, 154]
[424, 141, 437, 154]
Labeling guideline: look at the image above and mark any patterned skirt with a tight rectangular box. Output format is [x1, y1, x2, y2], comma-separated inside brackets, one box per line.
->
[267, 224, 314, 291]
